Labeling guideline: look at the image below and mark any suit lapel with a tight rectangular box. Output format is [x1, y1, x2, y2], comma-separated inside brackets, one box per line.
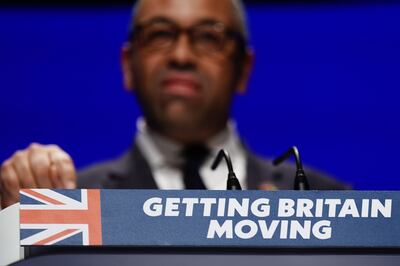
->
[104, 144, 158, 189]
[245, 150, 266, 189]
[245, 147, 285, 190]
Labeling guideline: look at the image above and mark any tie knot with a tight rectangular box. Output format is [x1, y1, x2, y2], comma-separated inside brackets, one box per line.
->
[181, 144, 210, 166]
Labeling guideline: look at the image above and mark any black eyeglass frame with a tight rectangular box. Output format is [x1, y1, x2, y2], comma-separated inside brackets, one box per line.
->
[127, 19, 247, 58]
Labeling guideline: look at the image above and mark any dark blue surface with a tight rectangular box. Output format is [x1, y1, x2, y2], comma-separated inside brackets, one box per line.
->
[13, 254, 400, 266]
[1, 4, 400, 189]
[21, 229, 45, 241]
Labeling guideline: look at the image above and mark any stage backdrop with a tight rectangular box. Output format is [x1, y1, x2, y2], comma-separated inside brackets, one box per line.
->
[0, 3, 399, 190]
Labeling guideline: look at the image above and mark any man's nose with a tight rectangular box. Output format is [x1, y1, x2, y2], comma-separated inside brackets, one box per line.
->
[167, 33, 196, 70]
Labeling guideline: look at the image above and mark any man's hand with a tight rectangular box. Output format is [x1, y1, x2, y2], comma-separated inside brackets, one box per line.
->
[0, 143, 77, 209]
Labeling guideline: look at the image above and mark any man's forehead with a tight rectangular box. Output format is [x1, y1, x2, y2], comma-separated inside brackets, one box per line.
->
[134, 0, 237, 26]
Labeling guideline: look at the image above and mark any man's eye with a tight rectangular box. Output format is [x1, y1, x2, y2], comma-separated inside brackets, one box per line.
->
[197, 32, 220, 43]
[194, 31, 223, 50]
[146, 29, 175, 44]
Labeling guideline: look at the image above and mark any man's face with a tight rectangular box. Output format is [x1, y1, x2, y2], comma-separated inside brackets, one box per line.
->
[122, 0, 252, 142]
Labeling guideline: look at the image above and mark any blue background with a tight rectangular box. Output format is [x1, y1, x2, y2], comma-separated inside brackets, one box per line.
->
[1, 3, 400, 190]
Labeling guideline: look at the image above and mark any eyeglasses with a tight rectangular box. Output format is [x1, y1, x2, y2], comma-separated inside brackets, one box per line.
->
[130, 19, 245, 57]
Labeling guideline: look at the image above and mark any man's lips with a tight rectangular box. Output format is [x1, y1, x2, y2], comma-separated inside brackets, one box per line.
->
[161, 75, 201, 99]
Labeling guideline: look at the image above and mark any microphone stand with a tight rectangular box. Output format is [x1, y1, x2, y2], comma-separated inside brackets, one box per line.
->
[273, 146, 310, 190]
[211, 149, 242, 190]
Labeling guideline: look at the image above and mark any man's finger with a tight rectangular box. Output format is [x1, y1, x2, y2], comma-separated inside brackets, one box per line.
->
[12, 151, 38, 188]
[48, 149, 77, 189]
[0, 160, 20, 208]
[49, 164, 63, 188]
[28, 145, 53, 188]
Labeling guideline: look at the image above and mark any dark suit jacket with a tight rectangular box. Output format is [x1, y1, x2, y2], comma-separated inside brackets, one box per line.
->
[77, 144, 350, 190]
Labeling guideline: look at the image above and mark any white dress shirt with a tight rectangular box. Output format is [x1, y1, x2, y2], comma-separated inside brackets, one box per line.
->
[135, 118, 247, 190]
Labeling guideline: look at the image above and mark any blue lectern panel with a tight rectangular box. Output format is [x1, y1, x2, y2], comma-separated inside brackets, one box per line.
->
[19, 189, 400, 248]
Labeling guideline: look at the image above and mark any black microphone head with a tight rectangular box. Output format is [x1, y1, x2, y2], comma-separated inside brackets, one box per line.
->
[211, 149, 242, 190]
[211, 150, 224, 170]
[273, 146, 310, 190]
[211, 149, 234, 173]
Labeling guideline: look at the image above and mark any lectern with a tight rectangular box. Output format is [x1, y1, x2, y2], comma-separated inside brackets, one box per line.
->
[1, 189, 400, 265]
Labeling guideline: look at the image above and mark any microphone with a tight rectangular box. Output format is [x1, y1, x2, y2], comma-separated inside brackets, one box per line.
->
[272, 146, 310, 190]
[211, 149, 242, 190]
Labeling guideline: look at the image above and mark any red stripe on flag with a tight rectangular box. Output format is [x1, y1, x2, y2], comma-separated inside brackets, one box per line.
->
[22, 189, 64, 205]
[87, 189, 102, 245]
[35, 229, 79, 245]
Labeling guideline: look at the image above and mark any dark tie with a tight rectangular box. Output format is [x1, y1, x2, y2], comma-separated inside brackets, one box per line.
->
[181, 144, 210, 189]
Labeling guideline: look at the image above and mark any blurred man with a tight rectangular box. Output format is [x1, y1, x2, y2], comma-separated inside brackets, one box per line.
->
[0, 0, 348, 209]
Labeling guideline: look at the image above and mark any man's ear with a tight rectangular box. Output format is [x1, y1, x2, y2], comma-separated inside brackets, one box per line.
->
[236, 47, 254, 94]
[121, 42, 135, 92]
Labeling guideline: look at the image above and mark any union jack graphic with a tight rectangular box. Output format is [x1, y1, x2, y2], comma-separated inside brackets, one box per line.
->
[20, 189, 102, 246]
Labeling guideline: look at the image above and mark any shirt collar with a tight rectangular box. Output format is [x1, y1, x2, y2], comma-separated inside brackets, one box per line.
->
[135, 117, 242, 169]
